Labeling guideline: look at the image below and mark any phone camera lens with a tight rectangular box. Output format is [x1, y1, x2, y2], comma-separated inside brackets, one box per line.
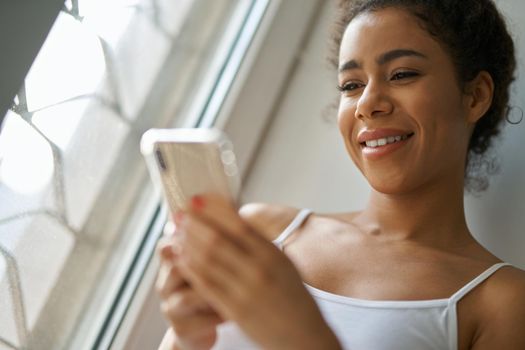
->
[155, 148, 167, 171]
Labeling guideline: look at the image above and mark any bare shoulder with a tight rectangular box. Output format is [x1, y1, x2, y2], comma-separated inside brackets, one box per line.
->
[482, 265, 525, 305]
[238, 202, 302, 241]
[473, 265, 525, 348]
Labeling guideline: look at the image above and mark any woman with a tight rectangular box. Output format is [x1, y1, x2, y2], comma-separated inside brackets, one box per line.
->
[156, 0, 525, 349]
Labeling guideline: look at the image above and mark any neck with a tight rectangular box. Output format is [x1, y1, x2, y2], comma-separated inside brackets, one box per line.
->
[356, 176, 472, 245]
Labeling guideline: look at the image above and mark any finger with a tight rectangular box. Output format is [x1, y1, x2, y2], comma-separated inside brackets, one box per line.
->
[182, 214, 256, 282]
[187, 194, 267, 251]
[184, 211, 247, 255]
[179, 229, 237, 287]
[161, 288, 217, 322]
[170, 312, 223, 341]
[176, 220, 245, 322]
[156, 258, 186, 299]
[187, 201, 283, 269]
[158, 234, 186, 262]
[163, 220, 176, 237]
[157, 237, 176, 260]
[187, 194, 251, 239]
[181, 208, 286, 302]
[177, 256, 236, 321]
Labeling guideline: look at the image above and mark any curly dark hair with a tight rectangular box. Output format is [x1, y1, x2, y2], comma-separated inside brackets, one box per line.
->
[331, 0, 518, 193]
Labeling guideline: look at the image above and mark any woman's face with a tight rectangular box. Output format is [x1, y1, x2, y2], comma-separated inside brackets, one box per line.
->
[337, 8, 473, 194]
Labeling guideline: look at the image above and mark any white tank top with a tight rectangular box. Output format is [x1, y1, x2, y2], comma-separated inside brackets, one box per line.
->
[212, 209, 511, 350]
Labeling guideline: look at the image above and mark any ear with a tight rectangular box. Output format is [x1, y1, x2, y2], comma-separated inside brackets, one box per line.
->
[464, 71, 494, 124]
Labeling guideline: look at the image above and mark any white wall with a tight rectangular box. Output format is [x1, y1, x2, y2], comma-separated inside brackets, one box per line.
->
[465, 0, 525, 268]
[242, 0, 525, 268]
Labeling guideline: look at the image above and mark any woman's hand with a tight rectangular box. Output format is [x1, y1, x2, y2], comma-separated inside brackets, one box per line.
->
[156, 237, 223, 350]
[175, 193, 341, 350]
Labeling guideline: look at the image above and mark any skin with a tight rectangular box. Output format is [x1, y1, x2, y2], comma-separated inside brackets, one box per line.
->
[157, 198, 340, 350]
[156, 7, 525, 350]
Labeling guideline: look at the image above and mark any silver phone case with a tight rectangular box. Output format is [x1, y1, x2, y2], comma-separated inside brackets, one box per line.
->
[141, 128, 240, 214]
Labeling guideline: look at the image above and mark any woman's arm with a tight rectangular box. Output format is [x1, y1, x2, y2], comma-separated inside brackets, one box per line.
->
[471, 267, 525, 349]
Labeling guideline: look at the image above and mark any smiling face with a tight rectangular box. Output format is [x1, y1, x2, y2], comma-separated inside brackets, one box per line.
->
[337, 7, 475, 194]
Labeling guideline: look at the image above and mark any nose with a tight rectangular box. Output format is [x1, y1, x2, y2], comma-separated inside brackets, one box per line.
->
[354, 81, 393, 120]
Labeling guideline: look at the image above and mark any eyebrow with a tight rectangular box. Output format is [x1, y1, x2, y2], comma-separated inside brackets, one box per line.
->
[338, 49, 428, 73]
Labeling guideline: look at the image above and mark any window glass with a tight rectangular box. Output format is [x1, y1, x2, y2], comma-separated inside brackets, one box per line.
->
[0, 0, 258, 348]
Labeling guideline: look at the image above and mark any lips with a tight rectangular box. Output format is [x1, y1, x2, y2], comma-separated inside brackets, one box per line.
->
[357, 129, 414, 147]
[356, 128, 414, 160]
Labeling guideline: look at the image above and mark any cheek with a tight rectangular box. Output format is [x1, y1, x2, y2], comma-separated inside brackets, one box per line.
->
[337, 98, 356, 137]
[425, 89, 466, 128]
[410, 85, 470, 158]
[337, 99, 362, 164]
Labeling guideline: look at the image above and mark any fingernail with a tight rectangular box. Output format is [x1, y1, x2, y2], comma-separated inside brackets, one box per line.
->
[191, 195, 205, 211]
[163, 221, 176, 236]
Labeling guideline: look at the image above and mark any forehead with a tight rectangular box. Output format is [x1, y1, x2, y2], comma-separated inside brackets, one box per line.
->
[339, 7, 441, 63]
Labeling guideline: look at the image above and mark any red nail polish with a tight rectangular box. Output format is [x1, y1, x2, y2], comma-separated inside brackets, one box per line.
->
[191, 195, 205, 210]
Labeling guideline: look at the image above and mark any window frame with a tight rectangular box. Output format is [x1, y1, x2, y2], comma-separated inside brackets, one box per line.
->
[0, 0, 324, 348]
[2, 1, 258, 348]
[109, 0, 324, 348]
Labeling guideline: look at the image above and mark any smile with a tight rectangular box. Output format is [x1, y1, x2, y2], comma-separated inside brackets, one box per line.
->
[361, 133, 414, 148]
[358, 132, 415, 160]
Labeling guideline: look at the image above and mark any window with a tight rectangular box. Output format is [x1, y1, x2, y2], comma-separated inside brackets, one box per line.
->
[0, 0, 267, 348]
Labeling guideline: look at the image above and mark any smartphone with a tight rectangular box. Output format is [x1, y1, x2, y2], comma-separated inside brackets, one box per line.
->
[140, 128, 240, 215]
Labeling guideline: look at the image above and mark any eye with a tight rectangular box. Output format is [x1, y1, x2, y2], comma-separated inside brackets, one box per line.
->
[337, 81, 364, 93]
[390, 71, 419, 81]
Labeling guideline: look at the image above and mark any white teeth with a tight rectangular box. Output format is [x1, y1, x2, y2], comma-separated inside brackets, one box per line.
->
[377, 138, 387, 146]
[367, 139, 378, 147]
[364, 134, 410, 148]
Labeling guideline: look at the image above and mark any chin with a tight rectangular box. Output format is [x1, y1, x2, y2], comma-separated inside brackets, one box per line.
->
[366, 173, 419, 195]
[369, 182, 407, 195]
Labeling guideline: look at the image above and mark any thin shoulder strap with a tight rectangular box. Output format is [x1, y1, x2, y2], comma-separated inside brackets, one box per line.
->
[449, 262, 512, 303]
[273, 209, 313, 250]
